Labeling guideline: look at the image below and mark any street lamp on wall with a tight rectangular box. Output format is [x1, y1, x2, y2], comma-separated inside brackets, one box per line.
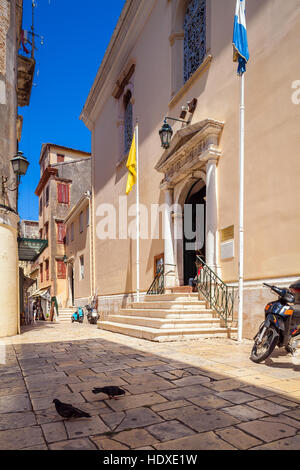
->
[10, 151, 30, 178]
[5, 151, 30, 213]
[159, 116, 190, 150]
[159, 120, 173, 150]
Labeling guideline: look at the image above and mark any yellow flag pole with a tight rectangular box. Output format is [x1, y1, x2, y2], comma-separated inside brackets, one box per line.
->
[135, 121, 140, 302]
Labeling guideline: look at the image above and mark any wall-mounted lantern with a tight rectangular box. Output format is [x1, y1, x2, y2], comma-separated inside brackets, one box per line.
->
[159, 116, 190, 150]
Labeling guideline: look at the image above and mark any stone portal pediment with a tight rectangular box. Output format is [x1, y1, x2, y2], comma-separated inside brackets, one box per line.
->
[155, 119, 224, 187]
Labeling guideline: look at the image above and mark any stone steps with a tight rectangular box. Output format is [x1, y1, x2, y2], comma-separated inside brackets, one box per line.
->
[98, 292, 236, 342]
[57, 309, 76, 323]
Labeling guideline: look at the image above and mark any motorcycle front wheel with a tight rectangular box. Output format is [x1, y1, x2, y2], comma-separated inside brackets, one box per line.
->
[251, 325, 278, 363]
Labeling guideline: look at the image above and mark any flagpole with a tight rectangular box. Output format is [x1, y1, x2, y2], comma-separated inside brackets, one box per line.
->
[238, 72, 245, 343]
[135, 121, 140, 302]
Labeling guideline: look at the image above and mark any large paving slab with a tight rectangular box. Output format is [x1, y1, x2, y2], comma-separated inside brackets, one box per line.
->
[0, 322, 300, 450]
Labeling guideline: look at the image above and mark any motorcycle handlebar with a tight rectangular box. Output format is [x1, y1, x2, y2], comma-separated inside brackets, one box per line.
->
[263, 283, 284, 296]
[263, 283, 294, 300]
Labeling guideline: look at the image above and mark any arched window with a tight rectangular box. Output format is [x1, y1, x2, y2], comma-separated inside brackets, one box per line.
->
[183, 0, 206, 83]
[124, 90, 133, 155]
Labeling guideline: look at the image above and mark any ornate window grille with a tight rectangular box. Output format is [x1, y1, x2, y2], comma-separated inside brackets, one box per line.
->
[183, 0, 206, 83]
[124, 90, 133, 155]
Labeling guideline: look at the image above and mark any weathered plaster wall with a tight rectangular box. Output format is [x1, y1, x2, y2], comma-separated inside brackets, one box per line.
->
[0, 0, 19, 337]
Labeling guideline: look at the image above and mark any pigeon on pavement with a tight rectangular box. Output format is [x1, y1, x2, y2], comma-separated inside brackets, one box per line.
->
[92, 386, 126, 399]
[53, 399, 91, 419]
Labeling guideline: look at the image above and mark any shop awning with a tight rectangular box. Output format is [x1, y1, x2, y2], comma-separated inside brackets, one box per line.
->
[18, 237, 48, 262]
[29, 287, 50, 299]
[23, 276, 36, 290]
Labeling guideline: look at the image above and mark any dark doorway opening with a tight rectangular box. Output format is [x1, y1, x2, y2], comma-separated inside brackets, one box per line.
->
[183, 182, 206, 285]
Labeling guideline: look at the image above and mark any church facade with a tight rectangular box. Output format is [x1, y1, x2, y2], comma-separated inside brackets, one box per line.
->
[81, 0, 300, 338]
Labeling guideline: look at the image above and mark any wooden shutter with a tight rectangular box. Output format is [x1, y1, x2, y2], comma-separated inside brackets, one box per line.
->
[45, 260, 49, 281]
[57, 183, 69, 204]
[57, 222, 66, 244]
[57, 183, 63, 203]
[57, 260, 66, 279]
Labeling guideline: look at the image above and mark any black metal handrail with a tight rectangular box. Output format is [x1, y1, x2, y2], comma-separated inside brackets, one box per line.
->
[147, 264, 164, 295]
[196, 256, 237, 327]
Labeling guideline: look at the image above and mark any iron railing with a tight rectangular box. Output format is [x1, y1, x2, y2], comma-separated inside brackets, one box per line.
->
[196, 255, 237, 327]
[147, 264, 164, 295]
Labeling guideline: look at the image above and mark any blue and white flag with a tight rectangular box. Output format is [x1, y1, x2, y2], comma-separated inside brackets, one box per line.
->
[233, 0, 249, 75]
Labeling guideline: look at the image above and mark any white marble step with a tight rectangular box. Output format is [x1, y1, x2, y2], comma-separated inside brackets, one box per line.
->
[131, 301, 207, 310]
[99, 321, 236, 342]
[120, 308, 216, 319]
[107, 314, 222, 329]
[144, 293, 200, 302]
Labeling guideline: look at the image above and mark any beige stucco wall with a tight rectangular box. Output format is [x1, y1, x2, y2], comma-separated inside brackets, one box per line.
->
[92, 0, 172, 297]
[0, 215, 19, 337]
[84, 0, 300, 337]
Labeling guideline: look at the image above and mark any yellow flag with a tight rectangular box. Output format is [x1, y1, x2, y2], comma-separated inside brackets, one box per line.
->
[126, 132, 136, 195]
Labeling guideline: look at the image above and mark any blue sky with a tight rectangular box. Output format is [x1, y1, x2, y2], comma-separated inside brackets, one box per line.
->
[18, 0, 126, 221]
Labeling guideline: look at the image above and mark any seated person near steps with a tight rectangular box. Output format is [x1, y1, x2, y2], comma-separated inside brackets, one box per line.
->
[188, 249, 204, 291]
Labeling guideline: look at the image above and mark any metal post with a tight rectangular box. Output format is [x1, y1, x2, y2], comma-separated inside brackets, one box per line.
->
[238, 73, 245, 343]
[31, 1, 35, 59]
[16, 174, 20, 214]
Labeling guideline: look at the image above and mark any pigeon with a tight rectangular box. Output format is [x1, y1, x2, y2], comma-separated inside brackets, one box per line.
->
[92, 386, 126, 400]
[53, 399, 91, 419]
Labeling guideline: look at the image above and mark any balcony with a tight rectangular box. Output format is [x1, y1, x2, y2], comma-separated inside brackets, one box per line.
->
[18, 237, 48, 262]
[17, 54, 35, 107]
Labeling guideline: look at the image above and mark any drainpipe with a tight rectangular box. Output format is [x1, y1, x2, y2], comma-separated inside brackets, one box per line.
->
[86, 190, 94, 297]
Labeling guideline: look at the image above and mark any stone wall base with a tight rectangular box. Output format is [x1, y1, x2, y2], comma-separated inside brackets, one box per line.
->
[97, 292, 147, 322]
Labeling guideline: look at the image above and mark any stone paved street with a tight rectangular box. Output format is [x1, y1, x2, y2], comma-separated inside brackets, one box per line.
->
[1, 322, 300, 450]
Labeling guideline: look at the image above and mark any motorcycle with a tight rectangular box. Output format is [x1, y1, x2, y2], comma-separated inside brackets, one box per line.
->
[85, 304, 99, 325]
[251, 282, 300, 363]
[71, 307, 84, 324]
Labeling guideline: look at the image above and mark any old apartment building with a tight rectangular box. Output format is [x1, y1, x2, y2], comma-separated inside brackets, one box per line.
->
[64, 192, 94, 308]
[34, 144, 91, 311]
[80, 0, 300, 339]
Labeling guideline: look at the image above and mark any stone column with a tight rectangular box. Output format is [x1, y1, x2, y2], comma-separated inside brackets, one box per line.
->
[163, 186, 176, 290]
[205, 158, 218, 271]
